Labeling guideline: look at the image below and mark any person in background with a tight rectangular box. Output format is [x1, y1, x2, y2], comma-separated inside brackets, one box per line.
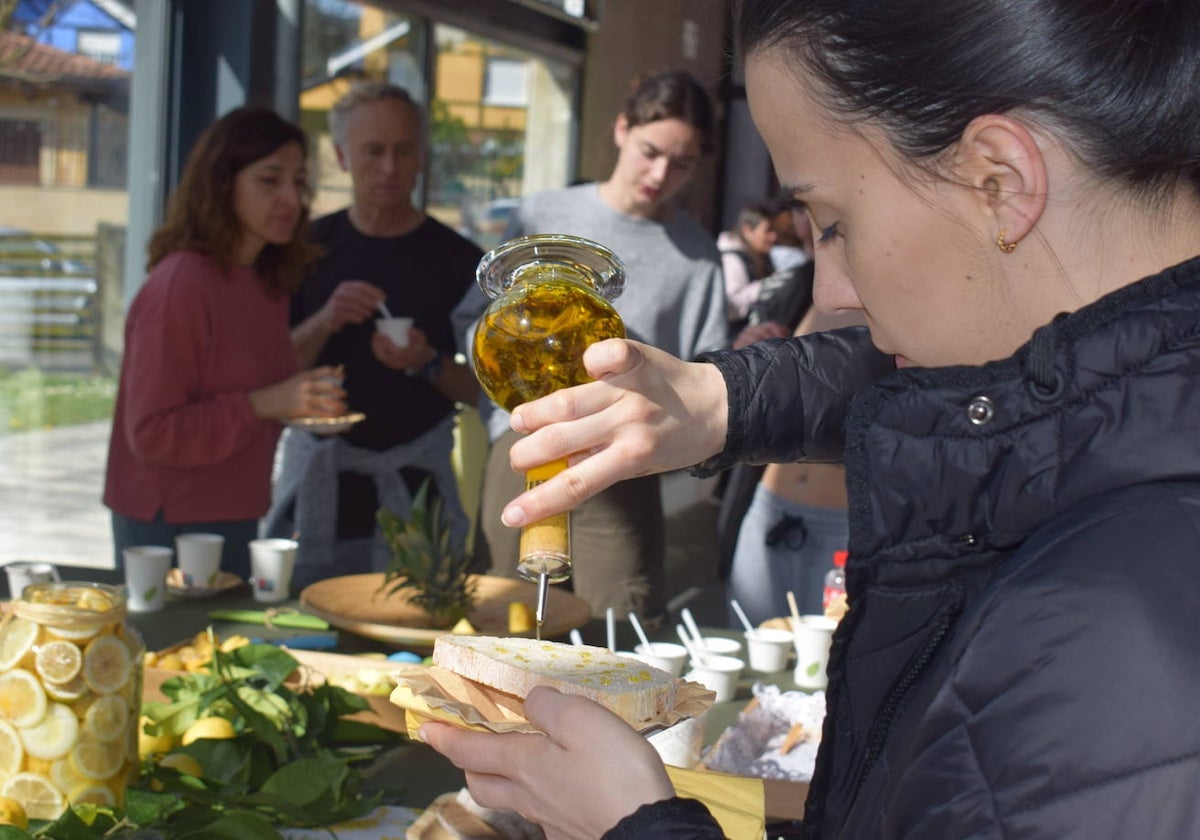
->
[104, 107, 344, 580]
[263, 83, 482, 590]
[767, 200, 811, 272]
[423, 0, 1200, 835]
[727, 307, 863, 626]
[718, 200, 778, 337]
[453, 69, 729, 623]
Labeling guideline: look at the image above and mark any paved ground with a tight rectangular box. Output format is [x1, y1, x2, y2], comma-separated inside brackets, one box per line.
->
[0, 420, 112, 569]
[0, 420, 731, 624]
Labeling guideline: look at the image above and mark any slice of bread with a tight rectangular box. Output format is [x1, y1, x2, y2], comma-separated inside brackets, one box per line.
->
[432, 635, 677, 728]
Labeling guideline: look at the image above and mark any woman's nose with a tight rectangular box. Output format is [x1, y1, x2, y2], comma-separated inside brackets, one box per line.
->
[811, 256, 862, 314]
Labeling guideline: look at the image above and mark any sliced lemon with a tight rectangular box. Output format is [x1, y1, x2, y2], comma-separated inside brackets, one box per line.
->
[0, 670, 47, 728]
[72, 738, 123, 780]
[49, 755, 88, 796]
[75, 590, 114, 614]
[22, 757, 51, 777]
[0, 618, 39, 672]
[19, 701, 78, 761]
[83, 695, 128, 743]
[1, 771, 64, 821]
[0, 720, 24, 779]
[0, 793, 28, 829]
[43, 674, 87, 703]
[34, 640, 83, 685]
[82, 635, 132, 695]
[68, 782, 115, 807]
[46, 620, 105, 644]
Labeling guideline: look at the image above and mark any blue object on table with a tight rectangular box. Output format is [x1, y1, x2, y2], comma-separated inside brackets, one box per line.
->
[252, 635, 338, 651]
[387, 650, 423, 663]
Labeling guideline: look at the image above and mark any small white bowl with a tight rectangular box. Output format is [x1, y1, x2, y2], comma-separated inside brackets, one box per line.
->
[631, 641, 689, 677]
[685, 653, 745, 702]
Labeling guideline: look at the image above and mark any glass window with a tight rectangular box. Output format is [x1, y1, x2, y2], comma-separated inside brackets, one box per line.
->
[0, 4, 133, 571]
[483, 58, 528, 108]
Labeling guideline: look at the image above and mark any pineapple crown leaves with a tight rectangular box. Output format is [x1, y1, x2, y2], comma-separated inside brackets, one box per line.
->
[376, 479, 477, 626]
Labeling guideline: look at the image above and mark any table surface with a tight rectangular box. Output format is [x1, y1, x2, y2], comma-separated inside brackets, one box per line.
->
[3, 565, 808, 810]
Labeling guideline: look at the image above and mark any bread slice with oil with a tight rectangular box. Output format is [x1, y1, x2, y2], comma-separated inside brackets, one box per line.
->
[432, 635, 677, 728]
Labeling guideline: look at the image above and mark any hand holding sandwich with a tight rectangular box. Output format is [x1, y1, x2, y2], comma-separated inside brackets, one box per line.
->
[422, 686, 676, 839]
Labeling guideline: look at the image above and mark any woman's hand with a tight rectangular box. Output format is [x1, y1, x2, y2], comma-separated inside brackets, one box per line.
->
[500, 339, 728, 528]
[422, 687, 675, 840]
[248, 365, 346, 420]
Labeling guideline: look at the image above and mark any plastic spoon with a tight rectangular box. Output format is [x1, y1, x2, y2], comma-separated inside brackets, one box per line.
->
[605, 607, 616, 653]
[676, 623, 708, 668]
[681, 607, 706, 649]
[730, 599, 755, 634]
[377, 300, 394, 319]
[628, 611, 653, 652]
[786, 590, 803, 631]
[569, 629, 584, 646]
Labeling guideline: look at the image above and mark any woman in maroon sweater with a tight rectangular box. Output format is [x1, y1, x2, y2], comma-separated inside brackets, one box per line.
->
[104, 108, 344, 579]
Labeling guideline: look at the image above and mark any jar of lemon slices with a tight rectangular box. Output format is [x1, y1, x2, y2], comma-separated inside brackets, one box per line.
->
[0, 581, 143, 821]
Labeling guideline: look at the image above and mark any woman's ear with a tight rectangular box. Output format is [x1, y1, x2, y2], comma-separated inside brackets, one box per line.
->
[613, 113, 630, 148]
[955, 115, 1048, 247]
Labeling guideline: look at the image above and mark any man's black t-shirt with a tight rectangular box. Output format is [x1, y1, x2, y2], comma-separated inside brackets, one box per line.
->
[294, 210, 482, 450]
[291, 210, 482, 537]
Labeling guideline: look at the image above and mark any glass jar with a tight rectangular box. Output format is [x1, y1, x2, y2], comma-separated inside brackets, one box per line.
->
[472, 234, 627, 583]
[0, 581, 144, 820]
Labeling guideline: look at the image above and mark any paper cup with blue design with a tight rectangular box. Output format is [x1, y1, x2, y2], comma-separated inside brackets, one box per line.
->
[249, 538, 298, 603]
[122, 546, 172, 612]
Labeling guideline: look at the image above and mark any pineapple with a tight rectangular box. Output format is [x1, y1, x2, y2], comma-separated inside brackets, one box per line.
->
[377, 480, 477, 628]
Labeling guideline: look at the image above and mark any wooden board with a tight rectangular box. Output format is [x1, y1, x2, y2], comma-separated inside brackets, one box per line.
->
[299, 573, 592, 650]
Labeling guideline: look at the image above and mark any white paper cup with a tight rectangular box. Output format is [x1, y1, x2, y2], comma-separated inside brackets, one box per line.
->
[376, 316, 414, 347]
[793, 614, 838, 689]
[686, 653, 744, 702]
[631, 641, 689, 677]
[249, 538, 298, 603]
[123, 546, 173, 612]
[4, 561, 60, 599]
[698, 636, 743, 658]
[745, 627, 795, 673]
[175, 533, 224, 589]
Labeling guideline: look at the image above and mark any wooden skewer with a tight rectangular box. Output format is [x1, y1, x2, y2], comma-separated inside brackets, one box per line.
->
[786, 590, 802, 630]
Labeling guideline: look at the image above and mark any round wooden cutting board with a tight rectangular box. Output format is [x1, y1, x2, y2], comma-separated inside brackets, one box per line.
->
[299, 573, 592, 649]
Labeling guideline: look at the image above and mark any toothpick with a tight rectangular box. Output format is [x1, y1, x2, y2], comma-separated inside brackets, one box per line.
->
[786, 590, 802, 630]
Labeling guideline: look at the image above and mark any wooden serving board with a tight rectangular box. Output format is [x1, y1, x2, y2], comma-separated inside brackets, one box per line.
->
[299, 573, 592, 650]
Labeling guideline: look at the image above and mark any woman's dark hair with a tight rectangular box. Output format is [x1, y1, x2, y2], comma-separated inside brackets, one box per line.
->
[621, 70, 716, 153]
[146, 106, 320, 296]
[736, 0, 1200, 198]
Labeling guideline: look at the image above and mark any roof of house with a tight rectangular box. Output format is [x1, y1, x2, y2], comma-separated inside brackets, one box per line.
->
[0, 29, 128, 86]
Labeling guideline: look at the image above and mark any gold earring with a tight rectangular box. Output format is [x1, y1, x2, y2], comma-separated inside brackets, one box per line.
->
[996, 230, 1018, 254]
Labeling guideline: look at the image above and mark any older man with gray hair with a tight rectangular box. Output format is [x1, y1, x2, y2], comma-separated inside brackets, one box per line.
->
[264, 82, 482, 589]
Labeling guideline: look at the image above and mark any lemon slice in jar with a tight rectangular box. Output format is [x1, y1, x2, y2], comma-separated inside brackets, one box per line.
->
[43, 674, 87, 703]
[1, 772, 64, 821]
[0, 619, 39, 672]
[19, 702, 78, 761]
[82, 635, 132, 695]
[83, 695, 129, 743]
[0, 669, 47, 728]
[0, 720, 24, 778]
[50, 754, 88, 796]
[69, 782, 116, 807]
[72, 738, 124, 781]
[35, 641, 83, 685]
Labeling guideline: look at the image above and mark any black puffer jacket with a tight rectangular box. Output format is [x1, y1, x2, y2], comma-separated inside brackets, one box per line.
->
[606, 255, 1200, 839]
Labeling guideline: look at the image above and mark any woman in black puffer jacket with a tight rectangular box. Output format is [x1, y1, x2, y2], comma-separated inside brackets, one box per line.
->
[422, 1, 1200, 837]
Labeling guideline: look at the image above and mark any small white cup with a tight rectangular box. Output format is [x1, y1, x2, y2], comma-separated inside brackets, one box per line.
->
[698, 636, 743, 658]
[175, 533, 224, 589]
[123, 546, 173, 612]
[249, 538, 298, 603]
[4, 561, 60, 599]
[376, 316, 414, 348]
[686, 653, 744, 702]
[793, 614, 838, 689]
[631, 641, 689, 678]
[744, 627, 795, 673]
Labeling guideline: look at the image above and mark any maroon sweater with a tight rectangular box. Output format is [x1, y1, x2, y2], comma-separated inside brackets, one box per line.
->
[103, 251, 296, 523]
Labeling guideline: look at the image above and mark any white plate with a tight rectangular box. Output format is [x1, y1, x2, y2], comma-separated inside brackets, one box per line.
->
[285, 412, 366, 435]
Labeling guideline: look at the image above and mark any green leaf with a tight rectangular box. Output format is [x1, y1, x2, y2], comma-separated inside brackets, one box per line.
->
[125, 788, 189, 826]
[260, 757, 348, 808]
[806, 661, 821, 677]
